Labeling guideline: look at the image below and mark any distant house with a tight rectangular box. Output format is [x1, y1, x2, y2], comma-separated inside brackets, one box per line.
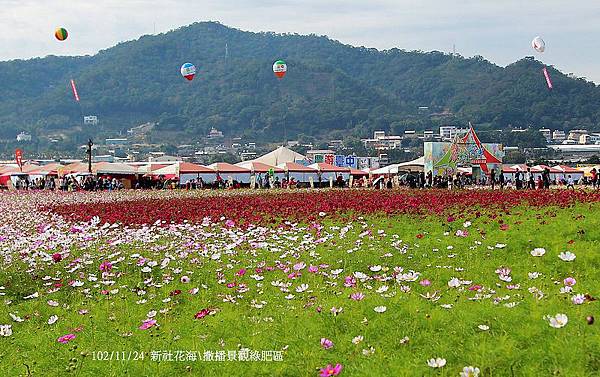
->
[552, 130, 566, 142]
[148, 155, 182, 163]
[105, 138, 128, 146]
[206, 127, 224, 139]
[84, 116, 99, 126]
[17, 131, 32, 142]
[439, 126, 468, 141]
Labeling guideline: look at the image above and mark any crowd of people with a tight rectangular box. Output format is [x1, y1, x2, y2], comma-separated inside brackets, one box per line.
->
[8, 166, 600, 192]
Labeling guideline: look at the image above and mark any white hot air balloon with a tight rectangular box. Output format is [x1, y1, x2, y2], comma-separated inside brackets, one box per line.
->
[532, 36, 545, 53]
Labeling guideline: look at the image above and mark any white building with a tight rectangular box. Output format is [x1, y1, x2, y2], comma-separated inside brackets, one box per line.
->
[105, 138, 128, 146]
[362, 131, 402, 151]
[552, 130, 566, 142]
[539, 128, 551, 143]
[207, 127, 224, 139]
[439, 126, 468, 141]
[84, 116, 99, 125]
[16, 131, 32, 142]
[568, 129, 588, 141]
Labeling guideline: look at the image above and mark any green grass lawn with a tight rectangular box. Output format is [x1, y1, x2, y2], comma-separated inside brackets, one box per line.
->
[1, 200, 600, 376]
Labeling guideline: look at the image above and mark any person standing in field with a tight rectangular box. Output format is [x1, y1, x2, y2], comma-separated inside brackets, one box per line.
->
[591, 168, 598, 189]
[567, 175, 575, 190]
[499, 170, 505, 189]
[490, 168, 496, 190]
[543, 168, 551, 189]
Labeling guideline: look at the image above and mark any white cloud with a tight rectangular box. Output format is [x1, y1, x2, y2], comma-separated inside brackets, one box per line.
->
[0, 0, 599, 82]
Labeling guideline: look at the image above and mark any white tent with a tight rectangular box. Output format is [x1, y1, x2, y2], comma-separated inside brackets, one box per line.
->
[371, 156, 424, 175]
[252, 146, 306, 166]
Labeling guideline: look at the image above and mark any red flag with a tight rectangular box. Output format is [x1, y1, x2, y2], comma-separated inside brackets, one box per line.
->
[543, 67, 553, 90]
[70, 79, 80, 102]
[15, 148, 23, 171]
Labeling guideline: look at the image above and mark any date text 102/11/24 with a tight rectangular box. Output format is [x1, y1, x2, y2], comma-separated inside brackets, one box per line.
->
[92, 351, 145, 361]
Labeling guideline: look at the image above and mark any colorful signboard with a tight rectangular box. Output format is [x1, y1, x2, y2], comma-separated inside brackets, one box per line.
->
[424, 127, 503, 177]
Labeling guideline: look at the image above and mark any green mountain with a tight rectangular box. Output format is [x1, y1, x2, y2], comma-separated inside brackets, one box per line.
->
[1, 21, 599, 151]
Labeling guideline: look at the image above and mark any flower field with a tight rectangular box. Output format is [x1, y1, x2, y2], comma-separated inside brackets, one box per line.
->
[1, 189, 600, 376]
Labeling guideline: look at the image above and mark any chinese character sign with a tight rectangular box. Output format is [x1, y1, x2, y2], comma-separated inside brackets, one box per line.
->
[345, 155, 357, 168]
[324, 154, 334, 165]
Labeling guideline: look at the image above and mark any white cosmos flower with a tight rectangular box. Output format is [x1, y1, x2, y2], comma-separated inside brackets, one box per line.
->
[477, 325, 489, 331]
[352, 335, 364, 344]
[463, 221, 472, 228]
[376, 285, 389, 293]
[331, 269, 343, 275]
[559, 252, 576, 262]
[572, 294, 586, 305]
[47, 315, 58, 325]
[141, 267, 152, 273]
[0, 324, 12, 337]
[47, 300, 59, 307]
[547, 313, 568, 328]
[9, 313, 24, 322]
[370, 265, 382, 272]
[295, 284, 309, 293]
[560, 286, 573, 294]
[427, 358, 446, 368]
[460, 366, 481, 377]
[396, 271, 420, 282]
[353, 272, 368, 280]
[528, 272, 540, 279]
[530, 248, 546, 257]
[373, 306, 387, 313]
[448, 278, 461, 288]
[147, 310, 157, 318]
[495, 243, 506, 249]
[284, 294, 295, 300]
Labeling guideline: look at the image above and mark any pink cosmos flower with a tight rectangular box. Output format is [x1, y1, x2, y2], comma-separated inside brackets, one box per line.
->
[420, 279, 431, 287]
[225, 219, 235, 228]
[139, 319, 157, 330]
[293, 262, 306, 271]
[52, 253, 62, 263]
[319, 363, 343, 376]
[308, 265, 319, 273]
[343, 276, 356, 288]
[195, 309, 210, 319]
[350, 292, 365, 301]
[57, 333, 76, 344]
[564, 277, 576, 287]
[320, 338, 334, 349]
[236, 269, 246, 276]
[468, 285, 482, 291]
[99, 261, 112, 272]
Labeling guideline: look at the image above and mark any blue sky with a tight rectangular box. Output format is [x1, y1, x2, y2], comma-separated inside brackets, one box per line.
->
[1, 0, 599, 82]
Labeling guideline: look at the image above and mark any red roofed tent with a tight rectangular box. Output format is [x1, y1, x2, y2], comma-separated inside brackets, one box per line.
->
[207, 162, 251, 183]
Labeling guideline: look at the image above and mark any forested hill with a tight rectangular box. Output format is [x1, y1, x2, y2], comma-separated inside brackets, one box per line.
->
[0, 21, 599, 144]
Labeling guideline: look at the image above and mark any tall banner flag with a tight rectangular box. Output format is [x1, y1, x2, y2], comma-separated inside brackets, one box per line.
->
[542, 67, 553, 90]
[15, 148, 23, 171]
[70, 79, 80, 102]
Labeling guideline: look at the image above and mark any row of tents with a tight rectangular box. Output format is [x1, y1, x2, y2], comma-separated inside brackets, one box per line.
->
[0, 159, 370, 188]
[1, 144, 597, 187]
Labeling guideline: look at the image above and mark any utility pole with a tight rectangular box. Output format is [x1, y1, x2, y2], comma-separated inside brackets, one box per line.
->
[87, 138, 93, 173]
